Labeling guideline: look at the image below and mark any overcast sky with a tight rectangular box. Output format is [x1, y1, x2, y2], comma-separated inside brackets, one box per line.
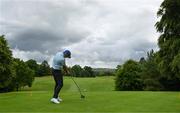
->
[0, 0, 163, 68]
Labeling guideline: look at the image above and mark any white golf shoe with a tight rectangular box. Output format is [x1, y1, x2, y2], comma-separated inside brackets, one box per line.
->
[57, 97, 63, 102]
[51, 98, 60, 104]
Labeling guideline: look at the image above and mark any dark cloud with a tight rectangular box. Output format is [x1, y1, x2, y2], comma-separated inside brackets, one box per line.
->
[1, 0, 90, 53]
[10, 27, 86, 53]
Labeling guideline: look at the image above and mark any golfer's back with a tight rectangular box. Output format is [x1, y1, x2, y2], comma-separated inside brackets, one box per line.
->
[52, 52, 65, 70]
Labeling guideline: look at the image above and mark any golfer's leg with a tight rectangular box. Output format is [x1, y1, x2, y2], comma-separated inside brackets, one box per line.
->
[58, 75, 63, 96]
[53, 71, 63, 98]
[54, 75, 63, 98]
[54, 83, 58, 94]
[53, 70, 58, 93]
[52, 70, 60, 98]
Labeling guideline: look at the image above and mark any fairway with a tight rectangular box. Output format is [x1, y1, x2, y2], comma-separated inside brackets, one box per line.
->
[0, 76, 180, 113]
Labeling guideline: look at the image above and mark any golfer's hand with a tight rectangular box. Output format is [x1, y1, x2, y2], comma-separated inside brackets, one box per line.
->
[64, 70, 70, 75]
[66, 70, 70, 75]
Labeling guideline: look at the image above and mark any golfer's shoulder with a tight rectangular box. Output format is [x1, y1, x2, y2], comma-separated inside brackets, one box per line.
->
[55, 52, 64, 59]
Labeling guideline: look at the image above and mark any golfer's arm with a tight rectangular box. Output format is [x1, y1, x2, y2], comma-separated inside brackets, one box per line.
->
[63, 65, 68, 73]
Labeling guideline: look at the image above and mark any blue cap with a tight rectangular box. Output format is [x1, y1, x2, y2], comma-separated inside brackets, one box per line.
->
[63, 50, 71, 58]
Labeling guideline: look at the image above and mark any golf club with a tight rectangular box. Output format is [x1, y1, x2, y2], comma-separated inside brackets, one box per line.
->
[70, 70, 85, 99]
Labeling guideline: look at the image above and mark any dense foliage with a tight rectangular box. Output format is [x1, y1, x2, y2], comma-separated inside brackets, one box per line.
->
[0, 36, 35, 92]
[38, 60, 51, 76]
[155, 0, 180, 90]
[0, 35, 15, 92]
[115, 60, 143, 91]
[26, 59, 52, 77]
[26, 59, 39, 76]
[13, 58, 35, 91]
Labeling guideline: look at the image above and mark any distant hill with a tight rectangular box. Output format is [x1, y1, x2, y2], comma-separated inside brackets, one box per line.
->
[93, 68, 116, 73]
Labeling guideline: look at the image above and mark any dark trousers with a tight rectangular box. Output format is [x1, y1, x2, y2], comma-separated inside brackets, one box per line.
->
[52, 69, 63, 98]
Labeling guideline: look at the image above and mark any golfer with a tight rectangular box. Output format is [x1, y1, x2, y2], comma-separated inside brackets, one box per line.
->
[50, 50, 71, 104]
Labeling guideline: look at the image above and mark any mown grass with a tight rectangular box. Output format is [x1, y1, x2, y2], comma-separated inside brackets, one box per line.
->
[0, 76, 180, 113]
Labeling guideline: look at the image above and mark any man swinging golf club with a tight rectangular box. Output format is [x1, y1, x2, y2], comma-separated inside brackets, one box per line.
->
[50, 50, 71, 104]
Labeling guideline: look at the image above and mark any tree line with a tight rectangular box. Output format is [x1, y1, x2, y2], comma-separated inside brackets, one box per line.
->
[115, 0, 180, 91]
[68, 66, 115, 77]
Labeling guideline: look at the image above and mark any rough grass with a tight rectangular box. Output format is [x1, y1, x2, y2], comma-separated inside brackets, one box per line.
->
[0, 76, 180, 113]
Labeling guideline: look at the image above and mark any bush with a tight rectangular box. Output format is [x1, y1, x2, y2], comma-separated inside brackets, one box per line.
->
[115, 60, 143, 91]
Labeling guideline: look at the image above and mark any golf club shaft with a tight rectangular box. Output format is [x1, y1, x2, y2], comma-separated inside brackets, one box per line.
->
[70, 76, 83, 96]
[67, 62, 84, 97]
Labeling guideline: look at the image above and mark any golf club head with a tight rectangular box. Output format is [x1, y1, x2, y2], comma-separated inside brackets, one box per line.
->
[81, 95, 85, 99]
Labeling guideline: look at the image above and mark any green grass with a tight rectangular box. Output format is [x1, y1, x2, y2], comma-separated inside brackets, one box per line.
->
[0, 76, 180, 113]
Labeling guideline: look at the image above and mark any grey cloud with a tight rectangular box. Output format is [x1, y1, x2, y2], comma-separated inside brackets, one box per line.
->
[10, 27, 87, 53]
[12, 48, 52, 63]
[11, 29, 62, 52]
[0, 0, 163, 68]
[1, 0, 90, 54]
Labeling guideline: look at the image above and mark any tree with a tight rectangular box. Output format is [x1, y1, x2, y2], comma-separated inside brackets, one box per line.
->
[81, 69, 90, 77]
[71, 65, 83, 77]
[26, 59, 39, 76]
[115, 60, 143, 91]
[0, 35, 15, 92]
[84, 66, 95, 77]
[140, 50, 162, 91]
[13, 58, 35, 91]
[155, 0, 180, 90]
[139, 57, 146, 64]
[38, 60, 51, 76]
[115, 65, 122, 73]
[171, 53, 180, 79]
